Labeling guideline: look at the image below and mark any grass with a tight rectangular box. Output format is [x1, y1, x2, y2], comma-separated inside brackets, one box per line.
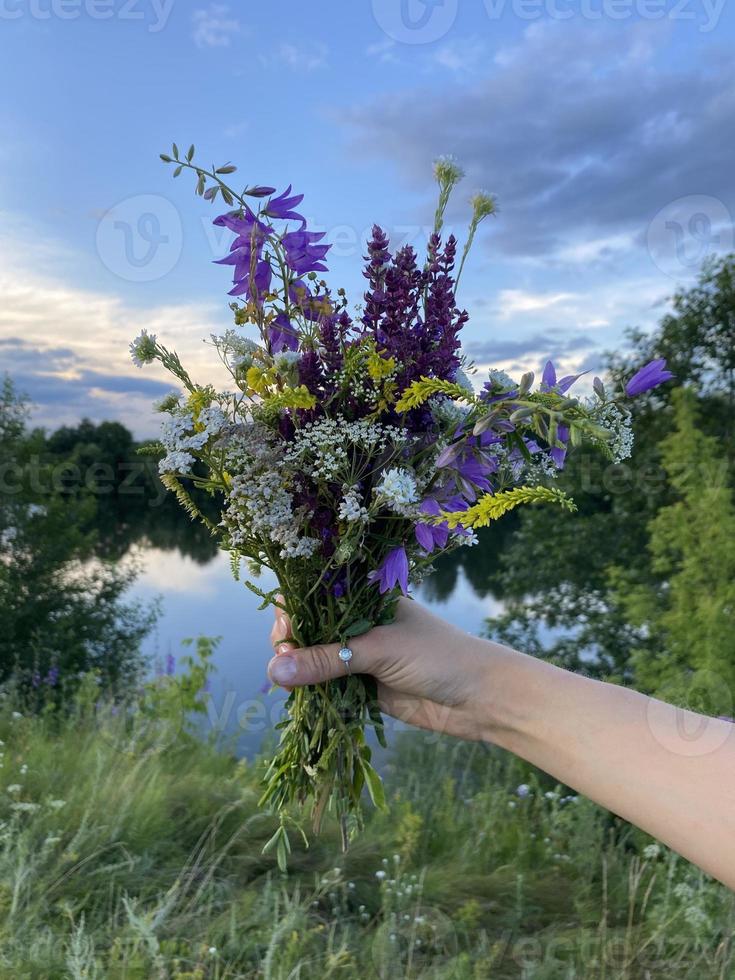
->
[0, 665, 733, 979]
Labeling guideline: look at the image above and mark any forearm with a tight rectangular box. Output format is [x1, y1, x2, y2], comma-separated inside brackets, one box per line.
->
[479, 640, 735, 889]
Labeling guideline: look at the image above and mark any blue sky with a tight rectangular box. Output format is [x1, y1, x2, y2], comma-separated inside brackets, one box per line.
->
[1, 0, 734, 435]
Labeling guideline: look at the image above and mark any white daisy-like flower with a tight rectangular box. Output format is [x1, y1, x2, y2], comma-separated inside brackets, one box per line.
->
[129, 329, 158, 368]
[273, 350, 300, 373]
[374, 468, 418, 514]
[487, 368, 516, 391]
[454, 368, 476, 393]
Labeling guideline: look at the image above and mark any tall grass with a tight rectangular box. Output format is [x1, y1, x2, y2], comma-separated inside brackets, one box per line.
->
[0, 663, 732, 979]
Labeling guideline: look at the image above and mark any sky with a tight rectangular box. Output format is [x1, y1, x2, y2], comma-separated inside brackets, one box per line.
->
[1, 0, 734, 436]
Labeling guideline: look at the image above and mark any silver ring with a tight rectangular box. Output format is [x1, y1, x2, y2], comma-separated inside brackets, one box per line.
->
[338, 646, 353, 675]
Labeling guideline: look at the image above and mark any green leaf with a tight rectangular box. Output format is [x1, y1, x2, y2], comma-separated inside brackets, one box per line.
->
[186, 144, 195, 162]
[172, 142, 179, 159]
[344, 618, 373, 639]
[159, 153, 173, 163]
[276, 837, 288, 872]
[360, 759, 387, 810]
[261, 825, 282, 856]
[510, 430, 532, 462]
[221, 187, 234, 206]
[216, 163, 237, 174]
[173, 165, 183, 178]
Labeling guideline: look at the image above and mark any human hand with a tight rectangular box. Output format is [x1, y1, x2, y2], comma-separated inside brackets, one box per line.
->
[268, 597, 500, 741]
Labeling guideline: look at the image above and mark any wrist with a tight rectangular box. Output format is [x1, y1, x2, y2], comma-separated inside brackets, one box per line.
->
[470, 637, 541, 750]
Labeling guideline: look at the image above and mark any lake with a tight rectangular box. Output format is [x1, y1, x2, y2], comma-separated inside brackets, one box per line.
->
[127, 542, 507, 756]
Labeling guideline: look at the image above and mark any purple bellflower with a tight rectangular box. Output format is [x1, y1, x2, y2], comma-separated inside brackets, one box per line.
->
[368, 546, 409, 595]
[626, 358, 673, 396]
[262, 185, 306, 223]
[541, 360, 586, 394]
[268, 312, 299, 352]
[282, 228, 331, 275]
[550, 424, 570, 469]
[415, 499, 450, 554]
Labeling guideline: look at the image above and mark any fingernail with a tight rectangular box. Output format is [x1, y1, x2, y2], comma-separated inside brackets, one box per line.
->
[276, 642, 294, 656]
[269, 656, 297, 685]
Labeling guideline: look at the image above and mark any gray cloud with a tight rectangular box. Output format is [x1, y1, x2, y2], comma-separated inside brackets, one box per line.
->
[466, 331, 596, 362]
[2, 339, 171, 421]
[345, 23, 735, 259]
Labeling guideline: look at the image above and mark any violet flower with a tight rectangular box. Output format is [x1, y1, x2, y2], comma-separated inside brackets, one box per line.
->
[541, 361, 586, 394]
[281, 229, 331, 275]
[550, 424, 570, 469]
[415, 499, 450, 554]
[262, 185, 306, 223]
[269, 313, 299, 352]
[213, 210, 270, 287]
[368, 546, 409, 595]
[227, 259, 272, 301]
[625, 358, 673, 397]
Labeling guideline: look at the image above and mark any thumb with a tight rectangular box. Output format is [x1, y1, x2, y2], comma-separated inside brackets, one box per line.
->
[267, 640, 366, 687]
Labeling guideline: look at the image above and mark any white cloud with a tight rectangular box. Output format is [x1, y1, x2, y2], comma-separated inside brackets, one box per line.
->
[127, 546, 226, 596]
[433, 37, 487, 74]
[192, 4, 241, 49]
[495, 289, 577, 318]
[267, 42, 328, 72]
[366, 37, 399, 64]
[0, 221, 233, 437]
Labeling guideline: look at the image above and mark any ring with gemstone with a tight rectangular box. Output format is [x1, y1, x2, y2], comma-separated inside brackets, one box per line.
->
[338, 646, 353, 675]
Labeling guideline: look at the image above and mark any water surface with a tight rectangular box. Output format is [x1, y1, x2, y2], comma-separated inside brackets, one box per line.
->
[129, 545, 505, 755]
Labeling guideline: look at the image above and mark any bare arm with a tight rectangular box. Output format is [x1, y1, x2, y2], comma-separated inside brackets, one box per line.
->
[268, 598, 735, 889]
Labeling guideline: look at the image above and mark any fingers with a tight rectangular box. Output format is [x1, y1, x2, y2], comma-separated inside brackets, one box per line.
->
[270, 613, 293, 649]
[270, 597, 294, 649]
[267, 639, 370, 687]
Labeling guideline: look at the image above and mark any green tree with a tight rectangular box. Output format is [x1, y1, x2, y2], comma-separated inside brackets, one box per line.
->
[613, 389, 735, 714]
[486, 254, 735, 680]
[0, 378, 156, 699]
[41, 418, 219, 563]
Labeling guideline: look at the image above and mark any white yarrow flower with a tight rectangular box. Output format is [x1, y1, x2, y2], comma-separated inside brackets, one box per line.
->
[159, 450, 195, 475]
[594, 402, 634, 462]
[338, 488, 369, 523]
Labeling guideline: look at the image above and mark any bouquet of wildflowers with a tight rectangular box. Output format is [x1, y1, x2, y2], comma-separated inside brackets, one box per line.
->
[132, 145, 672, 861]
